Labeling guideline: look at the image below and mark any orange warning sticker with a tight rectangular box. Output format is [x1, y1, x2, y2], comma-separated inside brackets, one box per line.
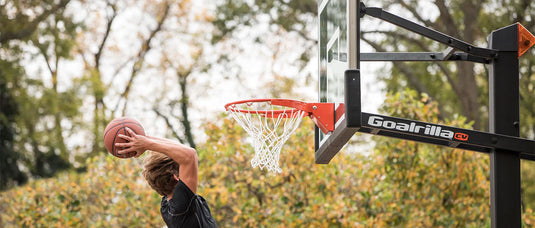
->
[518, 23, 535, 57]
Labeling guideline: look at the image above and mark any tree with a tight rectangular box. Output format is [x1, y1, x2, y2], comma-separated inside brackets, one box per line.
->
[211, 0, 317, 86]
[362, 0, 535, 131]
[0, 0, 77, 189]
[212, 0, 316, 44]
[0, 61, 27, 190]
[76, 0, 175, 154]
[152, 43, 205, 149]
[76, 0, 210, 153]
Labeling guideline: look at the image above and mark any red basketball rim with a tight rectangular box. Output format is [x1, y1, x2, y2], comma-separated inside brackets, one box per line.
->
[224, 98, 311, 117]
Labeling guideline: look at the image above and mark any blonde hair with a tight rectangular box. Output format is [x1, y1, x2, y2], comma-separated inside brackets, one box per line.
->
[142, 152, 180, 196]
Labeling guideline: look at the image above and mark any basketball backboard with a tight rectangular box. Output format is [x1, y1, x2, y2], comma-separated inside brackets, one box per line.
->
[316, 0, 360, 163]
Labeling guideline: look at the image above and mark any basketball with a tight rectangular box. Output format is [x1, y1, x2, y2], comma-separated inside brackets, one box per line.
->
[103, 117, 146, 158]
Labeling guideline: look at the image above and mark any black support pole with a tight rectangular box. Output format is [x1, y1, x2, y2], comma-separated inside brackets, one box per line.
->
[488, 24, 521, 228]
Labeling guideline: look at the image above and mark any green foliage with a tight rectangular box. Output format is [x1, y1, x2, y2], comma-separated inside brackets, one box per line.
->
[0, 0, 84, 189]
[2, 91, 535, 226]
[0, 155, 163, 227]
[195, 116, 371, 227]
[212, 0, 316, 43]
[2, 0, 92, 192]
[373, 90, 489, 226]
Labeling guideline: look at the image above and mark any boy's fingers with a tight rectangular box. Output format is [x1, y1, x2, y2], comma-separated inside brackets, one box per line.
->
[126, 127, 136, 136]
[118, 147, 134, 154]
[117, 134, 132, 141]
[115, 142, 130, 147]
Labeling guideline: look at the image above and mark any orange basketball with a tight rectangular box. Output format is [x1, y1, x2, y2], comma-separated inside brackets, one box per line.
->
[103, 117, 146, 158]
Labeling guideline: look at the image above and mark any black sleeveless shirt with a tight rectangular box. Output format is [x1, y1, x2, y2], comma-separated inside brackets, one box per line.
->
[160, 180, 217, 228]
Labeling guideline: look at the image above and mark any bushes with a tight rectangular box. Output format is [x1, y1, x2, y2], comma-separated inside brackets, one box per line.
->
[2, 90, 535, 227]
[0, 155, 163, 227]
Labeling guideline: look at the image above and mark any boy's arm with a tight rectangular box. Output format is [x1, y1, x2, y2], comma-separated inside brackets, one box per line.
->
[146, 135, 183, 145]
[115, 128, 198, 193]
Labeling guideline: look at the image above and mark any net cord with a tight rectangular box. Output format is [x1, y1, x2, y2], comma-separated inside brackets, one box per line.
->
[227, 103, 305, 173]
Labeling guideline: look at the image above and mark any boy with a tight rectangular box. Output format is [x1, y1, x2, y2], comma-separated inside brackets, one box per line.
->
[115, 128, 217, 228]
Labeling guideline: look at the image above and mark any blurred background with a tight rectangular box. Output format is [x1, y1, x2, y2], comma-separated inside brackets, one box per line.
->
[1, 0, 535, 227]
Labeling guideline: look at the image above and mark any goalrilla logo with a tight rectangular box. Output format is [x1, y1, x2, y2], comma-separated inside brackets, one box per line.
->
[367, 116, 469, 141]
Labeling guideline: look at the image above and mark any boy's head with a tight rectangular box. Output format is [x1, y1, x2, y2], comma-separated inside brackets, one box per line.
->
[142, 152, 180, 196]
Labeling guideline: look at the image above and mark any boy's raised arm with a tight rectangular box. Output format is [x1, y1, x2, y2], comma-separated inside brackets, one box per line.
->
[115, 128, 198, 193]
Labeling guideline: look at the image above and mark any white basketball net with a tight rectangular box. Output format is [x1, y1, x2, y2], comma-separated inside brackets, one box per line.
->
[226, 101, 305, 173]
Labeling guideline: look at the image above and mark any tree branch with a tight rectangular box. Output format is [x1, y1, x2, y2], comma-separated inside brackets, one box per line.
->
[95, 2, 118, 71]
[117, 1, 171, 115]
[362, 30, 432, 51]
[153, 107, 186, 144]
[177, 70, 196, 149]
[435, 63, 461, 98]
[38, 45, 55, 77]
[434, 0, 460, 37]
[393, 0, 434, 28]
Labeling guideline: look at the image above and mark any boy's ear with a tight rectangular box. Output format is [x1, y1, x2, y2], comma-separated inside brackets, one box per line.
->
[173, 174, 179, 181]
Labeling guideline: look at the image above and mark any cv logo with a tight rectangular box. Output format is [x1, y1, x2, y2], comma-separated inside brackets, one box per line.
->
[454, 133, 469, 141]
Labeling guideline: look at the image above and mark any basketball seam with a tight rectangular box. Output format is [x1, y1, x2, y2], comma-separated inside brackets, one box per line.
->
[112, 119, 126, 157]
[121, 120, 126, 157]
[103, 121, 144, 138]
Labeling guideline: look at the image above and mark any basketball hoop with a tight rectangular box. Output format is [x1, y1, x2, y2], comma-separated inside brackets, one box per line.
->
[225, 99, 334, 173]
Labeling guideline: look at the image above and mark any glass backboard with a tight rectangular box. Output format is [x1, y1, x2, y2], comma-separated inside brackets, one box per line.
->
[316, 0, 358, 151]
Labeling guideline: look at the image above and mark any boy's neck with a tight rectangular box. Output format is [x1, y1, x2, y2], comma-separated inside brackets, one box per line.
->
[167, 190, 174, 200]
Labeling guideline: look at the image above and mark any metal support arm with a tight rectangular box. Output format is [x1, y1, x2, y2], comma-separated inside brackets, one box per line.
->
[362, 5, 497, 60]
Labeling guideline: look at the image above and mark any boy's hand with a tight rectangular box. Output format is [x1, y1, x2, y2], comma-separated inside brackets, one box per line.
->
[115, 127, 151, 157]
